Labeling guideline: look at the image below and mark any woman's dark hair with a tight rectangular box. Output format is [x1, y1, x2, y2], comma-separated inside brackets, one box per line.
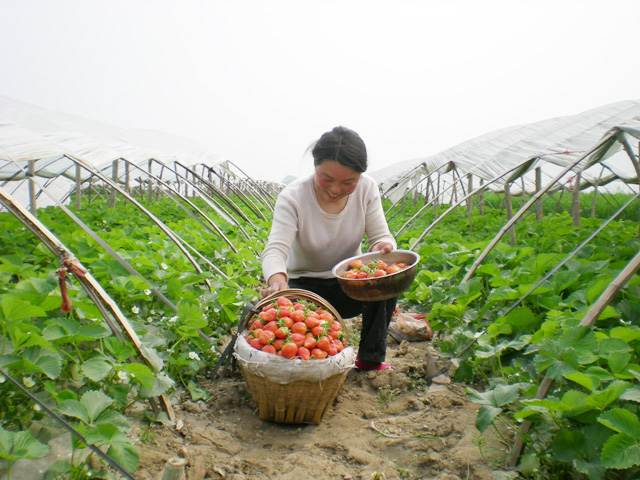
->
[311, 126, 367, 173]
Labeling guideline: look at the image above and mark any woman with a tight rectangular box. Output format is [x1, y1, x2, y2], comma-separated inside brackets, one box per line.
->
[260, 126, 397, 371]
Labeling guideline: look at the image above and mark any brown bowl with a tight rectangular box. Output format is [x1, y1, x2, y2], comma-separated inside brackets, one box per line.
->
[331, 250, 420, 301]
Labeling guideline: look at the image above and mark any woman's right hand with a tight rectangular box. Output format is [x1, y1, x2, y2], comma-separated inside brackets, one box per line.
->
[260, 273, 289, 298]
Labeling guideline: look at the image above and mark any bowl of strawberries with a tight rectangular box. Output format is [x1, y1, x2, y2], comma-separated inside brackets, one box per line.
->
[332, 249, 420, 301]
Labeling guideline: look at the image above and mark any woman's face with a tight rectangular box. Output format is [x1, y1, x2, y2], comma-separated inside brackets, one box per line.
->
[313, 160, 361, 203]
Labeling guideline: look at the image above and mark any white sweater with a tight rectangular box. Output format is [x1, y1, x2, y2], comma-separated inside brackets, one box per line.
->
[261, 173, 397, 281]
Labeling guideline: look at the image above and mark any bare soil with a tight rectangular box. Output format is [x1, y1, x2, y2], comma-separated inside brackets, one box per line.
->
[133, 316, 511, 480]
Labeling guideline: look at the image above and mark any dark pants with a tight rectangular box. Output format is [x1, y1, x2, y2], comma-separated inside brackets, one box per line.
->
[288, 277, 397, 364]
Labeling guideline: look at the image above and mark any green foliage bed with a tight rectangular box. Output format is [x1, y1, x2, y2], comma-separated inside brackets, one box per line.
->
[1, 191, 639, 479]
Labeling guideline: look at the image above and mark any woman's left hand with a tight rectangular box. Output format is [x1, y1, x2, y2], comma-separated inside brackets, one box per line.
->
[369, 241, 394, 255]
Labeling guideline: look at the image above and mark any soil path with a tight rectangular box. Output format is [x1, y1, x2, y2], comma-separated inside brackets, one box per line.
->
[134, 317, 510, 480]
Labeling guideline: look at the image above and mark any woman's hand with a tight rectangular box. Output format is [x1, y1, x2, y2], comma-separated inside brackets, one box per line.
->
[260, 273, 289, 298]
[369, 241, 395, 255]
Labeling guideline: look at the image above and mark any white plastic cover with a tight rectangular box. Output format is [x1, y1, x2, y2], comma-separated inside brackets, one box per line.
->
[371, 100, 640, 201]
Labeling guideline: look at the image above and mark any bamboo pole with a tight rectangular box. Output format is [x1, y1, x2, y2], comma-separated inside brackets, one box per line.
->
[75, 164, 82, 211]
[148, 158, 154, 205]
[571, 172, 581, 227]
[478, 179, 484, 216]
[535, 167, 542, 222]
[467, 174, 473, 235]
[28, 160, 37, 215]
[124, 160, 130, 205]
[504, 182, 516, 245]
[109, 160, 118, 208]
[589, 166, 606, 218]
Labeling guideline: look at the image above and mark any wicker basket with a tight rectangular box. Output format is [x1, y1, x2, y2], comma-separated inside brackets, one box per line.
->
[234, 289, 355, 424]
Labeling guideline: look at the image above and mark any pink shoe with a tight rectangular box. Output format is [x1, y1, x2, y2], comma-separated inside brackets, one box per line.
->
[355, 358, 396, 371]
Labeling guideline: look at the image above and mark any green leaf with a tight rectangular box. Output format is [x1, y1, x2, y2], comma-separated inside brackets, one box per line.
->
[2, 295, 47, 321]
[610, 326, 640, 343]
[466, 383, 523, 407]
[564, 372, 599, 392]
[13, 277, 57, 304]
[119, 362, 156, 389]
[81, 390, 114, 423]
[82, 355, 113, 382]
[600, 433, 640, 469]
[475, 405, 502, 432]
[620, 386, 640, 403]
[7, 348, 62, 379]
[57, 399, 89, 424]
[608, 352, 632, 374]
[217, 287, 237, 306]
[487, 286, 519, 301]
[187, 380, 210, 401]
[518, 453, 540, 478]
[178, 303, 207, 329]
[95, 409, 132, 432]
[139, 372, 174, 398]
[34, 353, 62, 379]
[85, 423, 118, 444]
[139, 345, 163, 373]
[585, 380, 631, 410]
[504, 306, 538, 331]
[0, 427, 50, 461]
[551, 428, 586, 462]
[587, 274, 614, 303]
[106, 438, 140, 473]
[598, 408, 640, 439]
[596, 305, 619, 320]
[167, 278, 183, 300]
[599, 337, 633, 355]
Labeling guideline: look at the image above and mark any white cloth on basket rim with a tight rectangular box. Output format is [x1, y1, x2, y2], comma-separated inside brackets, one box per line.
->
[234, 335, 356, 384]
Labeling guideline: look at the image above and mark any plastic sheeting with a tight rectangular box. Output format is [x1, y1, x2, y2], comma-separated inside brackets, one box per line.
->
[0, 96, 229, 209]
[371, 100, 640, 203]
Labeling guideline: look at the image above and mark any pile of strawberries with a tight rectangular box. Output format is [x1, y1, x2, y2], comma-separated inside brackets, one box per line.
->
[244, 296, 347, 360]
[342, 259, 407, 279]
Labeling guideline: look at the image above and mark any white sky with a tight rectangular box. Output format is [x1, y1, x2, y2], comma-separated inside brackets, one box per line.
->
[1, 0, 639, 182]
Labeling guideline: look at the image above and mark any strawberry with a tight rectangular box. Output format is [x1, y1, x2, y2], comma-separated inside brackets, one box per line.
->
[291, 333, 305, 347]
[311, 348, 327, 360]
[259, 330, 275, 345]
[317, 336, 331, 352]
[290, 309, 306, 323]
[291, 322, 308, 335]
[277, 297, 293, 308]
[303, 336, 317, 350]
[275, 327, 290, 339]
[281, 342, 298, 359]
[296, 346, 311, 360]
